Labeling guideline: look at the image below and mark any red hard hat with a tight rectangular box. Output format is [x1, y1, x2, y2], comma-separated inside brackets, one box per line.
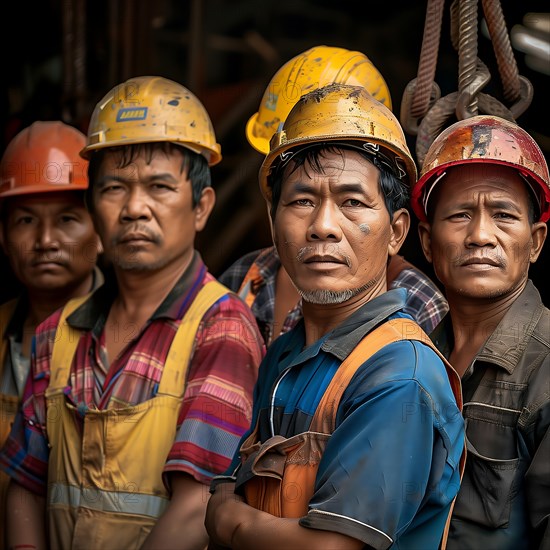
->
[412, 115, 550, 222]
[0, 121, 89, 199]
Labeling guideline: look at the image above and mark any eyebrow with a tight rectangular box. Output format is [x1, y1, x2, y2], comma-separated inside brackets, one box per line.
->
[11, 203, 82, 214]
[95, 172, 180, 188]
[451, 198, 521, 212]
[286, 181, 367, 194]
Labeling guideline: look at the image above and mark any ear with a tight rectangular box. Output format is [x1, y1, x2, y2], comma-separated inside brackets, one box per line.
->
[194, 186, 216, 232]
[266, 201, 276, 243]
[417, 221, 433, 263]
[95, 234, 104, 256]
[388, 208, 410, 257]
[529, 221, 547, 263]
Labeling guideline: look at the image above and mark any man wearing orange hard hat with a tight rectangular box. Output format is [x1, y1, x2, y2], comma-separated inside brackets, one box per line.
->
[0, 121, 103, 549]
[413, 115, 549, 549]
[220, 45, 449, 346]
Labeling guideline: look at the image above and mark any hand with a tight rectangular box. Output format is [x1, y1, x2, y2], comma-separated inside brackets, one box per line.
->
[205, 482, 246, 548]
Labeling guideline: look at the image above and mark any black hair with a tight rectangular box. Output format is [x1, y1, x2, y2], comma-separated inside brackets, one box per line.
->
[267, 144, 409, 220]
[86, 142, 211, 211]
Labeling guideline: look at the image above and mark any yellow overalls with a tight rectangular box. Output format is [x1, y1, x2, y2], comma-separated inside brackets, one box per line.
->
[0, 299, 19, 550]
[45, 280, 228, 550]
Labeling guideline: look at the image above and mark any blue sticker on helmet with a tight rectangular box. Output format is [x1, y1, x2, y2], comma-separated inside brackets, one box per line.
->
[116, 107, 148, 122]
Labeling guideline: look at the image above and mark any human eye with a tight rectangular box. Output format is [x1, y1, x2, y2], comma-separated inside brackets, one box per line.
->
[151, 182, 174, 191]
[99, 182, 123, 194]
[292, 198, 314, 206]
[15, 215, 35, 225]
[59, 214, 79, 224]
[447, 211, 469, 220]
[494, 211, 518, 220]
[342, 198, 366, 208]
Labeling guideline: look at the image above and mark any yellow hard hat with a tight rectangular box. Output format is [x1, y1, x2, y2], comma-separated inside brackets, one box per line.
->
[81, 76, 222, 166]
[412, 115, 550, 222]
[247, 45, 392, 154]
[259, 83, 417, 201]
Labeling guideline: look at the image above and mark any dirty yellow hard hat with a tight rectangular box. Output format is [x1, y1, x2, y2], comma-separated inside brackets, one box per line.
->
[81, 76, 222, 166]
[412, 115, 550, 222]
[246, 45, 392, 155]
[259, 83, 417, 201]
[0, 121, 88, 198]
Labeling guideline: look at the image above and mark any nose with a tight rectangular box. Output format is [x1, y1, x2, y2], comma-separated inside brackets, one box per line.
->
[307, 201, 342, 242]
[465, 212, 497, 248]
[34, 220, 60, 251]
[121, 185, 152, 222]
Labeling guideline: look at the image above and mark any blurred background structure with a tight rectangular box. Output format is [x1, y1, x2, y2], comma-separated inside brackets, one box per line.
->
[1, 0, 549, 302]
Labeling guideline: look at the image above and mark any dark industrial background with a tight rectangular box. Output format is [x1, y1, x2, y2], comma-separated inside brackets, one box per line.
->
[1, 0, 549, 304]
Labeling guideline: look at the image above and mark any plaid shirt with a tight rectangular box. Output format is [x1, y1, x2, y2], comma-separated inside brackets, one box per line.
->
[219, 246, 448, 345]
[0, 252, 264, 495]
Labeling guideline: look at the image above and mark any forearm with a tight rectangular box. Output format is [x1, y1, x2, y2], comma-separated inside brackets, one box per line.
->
[206, 485, 363, 550]
[6, 480, 47, 550]
[141, 473, 210, 550]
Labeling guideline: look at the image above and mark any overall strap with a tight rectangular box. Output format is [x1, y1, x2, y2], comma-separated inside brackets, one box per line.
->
[0, 299, 19, 374]
[49, 294, 91, 391]
[158, 280, 229, 396]
[310, 318, 463, 434]
[308, 317, 463, 550]
[311, 319, 427, 433]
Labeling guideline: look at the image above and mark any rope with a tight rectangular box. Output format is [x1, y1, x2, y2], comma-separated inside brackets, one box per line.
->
[411, 0, 446, 118]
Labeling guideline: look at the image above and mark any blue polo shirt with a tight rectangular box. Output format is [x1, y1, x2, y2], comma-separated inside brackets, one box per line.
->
[218, 289, 464, 549]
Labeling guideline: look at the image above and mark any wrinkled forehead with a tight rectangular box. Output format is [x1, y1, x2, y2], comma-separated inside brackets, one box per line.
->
[429, 163, 533, 211]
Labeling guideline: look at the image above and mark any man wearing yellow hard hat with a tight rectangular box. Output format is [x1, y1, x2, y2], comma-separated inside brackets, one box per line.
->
[220, 45, 449, 346]
[0, 77, 264, 550]
[206, 83, 465, 549]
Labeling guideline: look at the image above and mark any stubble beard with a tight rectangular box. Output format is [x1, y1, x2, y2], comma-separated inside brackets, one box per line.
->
[297, 281, 377, 305]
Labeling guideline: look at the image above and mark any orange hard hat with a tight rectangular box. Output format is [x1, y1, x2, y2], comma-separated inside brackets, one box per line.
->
[0, 121, 89, 199]
[412, 115, 550, 222]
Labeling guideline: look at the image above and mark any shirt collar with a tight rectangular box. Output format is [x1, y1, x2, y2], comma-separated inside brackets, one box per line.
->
[3, 296, 26, 341]
[3, 265, 104, 340]
[431, 280, 544, 375]
[67, 250, 207, 331]
[275, 287, 409, 369]
[475, 280, 545, 374]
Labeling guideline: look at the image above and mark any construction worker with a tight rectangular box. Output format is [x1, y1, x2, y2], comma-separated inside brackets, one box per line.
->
[413, 115, 549, 549]
[206, 84, 465, 549]
[0, 76, 264, 550]
[220, 45, 449, 346]
[0, 121, 103, 549]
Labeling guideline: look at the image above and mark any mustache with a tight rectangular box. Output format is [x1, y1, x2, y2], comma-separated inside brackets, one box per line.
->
[30, 255, 69, 267]
[111, 224, 161, 246]
[454, 253, 507, 268]
[296, 245, 352, 267]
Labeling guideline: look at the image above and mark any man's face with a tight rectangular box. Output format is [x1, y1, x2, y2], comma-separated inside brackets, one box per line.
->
[419, 164, 547, 301]
[1, 192, 100, 293]
[91, 147, 213, 273]
[273, 149, 408, 304]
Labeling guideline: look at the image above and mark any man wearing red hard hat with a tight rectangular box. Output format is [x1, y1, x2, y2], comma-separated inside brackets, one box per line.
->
[414, 115, 549, 549]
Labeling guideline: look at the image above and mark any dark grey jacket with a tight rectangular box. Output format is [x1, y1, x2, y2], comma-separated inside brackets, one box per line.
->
[432, 280, 549, 550]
